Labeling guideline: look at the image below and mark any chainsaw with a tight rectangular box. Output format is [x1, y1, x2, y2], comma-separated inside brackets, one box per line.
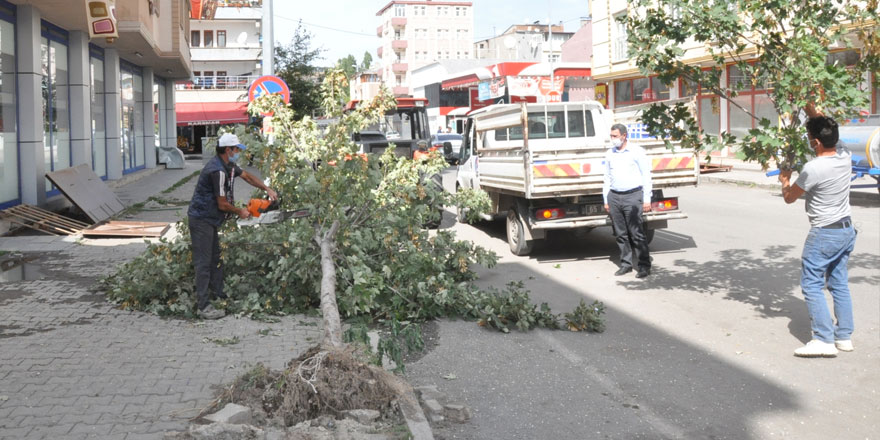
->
[238, 197, 310, 226]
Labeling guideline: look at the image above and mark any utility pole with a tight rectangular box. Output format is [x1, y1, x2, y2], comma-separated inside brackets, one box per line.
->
[548, 1, 554, 100]
[262, 0, 274, 75]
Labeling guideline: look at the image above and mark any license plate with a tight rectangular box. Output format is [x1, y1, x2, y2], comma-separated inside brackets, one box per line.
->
[584, 204, 604, 215]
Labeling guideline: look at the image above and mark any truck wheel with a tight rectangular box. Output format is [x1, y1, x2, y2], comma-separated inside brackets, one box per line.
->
[507, 209, 534, 256]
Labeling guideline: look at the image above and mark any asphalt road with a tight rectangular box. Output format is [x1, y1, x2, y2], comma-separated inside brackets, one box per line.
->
[405, 178, 880, 440]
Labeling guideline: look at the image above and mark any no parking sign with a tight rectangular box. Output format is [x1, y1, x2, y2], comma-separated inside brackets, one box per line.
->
[248, 75, 291, 116]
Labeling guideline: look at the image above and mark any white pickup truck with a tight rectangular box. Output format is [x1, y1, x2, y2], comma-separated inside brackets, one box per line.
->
[454, 100, 699, 255]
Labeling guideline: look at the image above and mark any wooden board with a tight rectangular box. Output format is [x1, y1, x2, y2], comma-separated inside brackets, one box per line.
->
[45, 164, 125, 223]
[0, 205, 90, 235]
[81, 221, 170, 237]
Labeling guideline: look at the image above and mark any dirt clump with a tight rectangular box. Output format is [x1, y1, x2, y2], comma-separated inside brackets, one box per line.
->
[203, 345, 407, 429]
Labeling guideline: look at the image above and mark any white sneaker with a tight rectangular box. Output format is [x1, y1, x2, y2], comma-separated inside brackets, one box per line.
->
[835, 340, 854, 352]
[794, 340, 838, 358]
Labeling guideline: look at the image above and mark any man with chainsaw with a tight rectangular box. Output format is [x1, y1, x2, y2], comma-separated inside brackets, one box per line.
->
[187, 133, 277, 319]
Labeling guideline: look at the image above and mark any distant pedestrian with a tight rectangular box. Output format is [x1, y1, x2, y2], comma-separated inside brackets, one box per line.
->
[603, 123, 652, 278]
[187, 133, 277, 320]
[779, 111, 856, 357]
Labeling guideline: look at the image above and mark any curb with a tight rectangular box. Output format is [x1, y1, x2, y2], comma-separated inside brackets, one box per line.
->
[701, 175, 879, 202]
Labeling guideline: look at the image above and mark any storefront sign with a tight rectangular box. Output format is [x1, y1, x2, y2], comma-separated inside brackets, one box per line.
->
[508, 76, 565, 103]
[86, 0, 118, 41]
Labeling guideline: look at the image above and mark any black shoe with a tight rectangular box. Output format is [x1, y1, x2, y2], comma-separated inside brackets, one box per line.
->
[614, 267, 633, 276]
[636, 268, 651, 278]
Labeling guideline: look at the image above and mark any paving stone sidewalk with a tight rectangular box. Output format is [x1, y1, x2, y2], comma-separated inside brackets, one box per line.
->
[0, 161, 324, 440]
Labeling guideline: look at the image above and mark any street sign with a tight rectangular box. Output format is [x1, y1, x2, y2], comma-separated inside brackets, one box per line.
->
[248, 75, 290, 116]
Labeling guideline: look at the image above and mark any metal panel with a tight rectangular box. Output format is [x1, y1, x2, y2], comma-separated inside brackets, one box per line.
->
[45, 164, 125, 223]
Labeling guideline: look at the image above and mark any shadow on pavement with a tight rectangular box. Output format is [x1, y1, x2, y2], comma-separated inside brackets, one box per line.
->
[616, 246, 880, 343]
[406, 258, 797, 440]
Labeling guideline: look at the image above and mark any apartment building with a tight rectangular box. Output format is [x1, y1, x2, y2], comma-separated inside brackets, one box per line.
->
[176, 0, 263, 154]
[375, 1, 474, 97]
[590, 0, 877, 155]
[473, 23, 572, 63]
[0, 0, 192, 211]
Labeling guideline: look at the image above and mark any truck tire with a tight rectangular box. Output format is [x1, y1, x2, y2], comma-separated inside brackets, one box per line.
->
[507, 209, 534, 256]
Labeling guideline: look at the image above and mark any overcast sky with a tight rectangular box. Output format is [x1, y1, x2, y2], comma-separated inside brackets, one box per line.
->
[274, 0, 591, 67]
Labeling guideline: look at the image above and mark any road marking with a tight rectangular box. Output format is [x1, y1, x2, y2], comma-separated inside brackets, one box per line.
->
[538, 331, 687, 439]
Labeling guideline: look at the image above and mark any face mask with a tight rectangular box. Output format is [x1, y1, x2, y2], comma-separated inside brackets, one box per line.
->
[229, 152, 240, 163]
[611, 137, 623, 148]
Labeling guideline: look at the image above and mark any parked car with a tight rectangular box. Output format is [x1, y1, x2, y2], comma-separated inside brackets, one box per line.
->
[430, 133, 463, 163]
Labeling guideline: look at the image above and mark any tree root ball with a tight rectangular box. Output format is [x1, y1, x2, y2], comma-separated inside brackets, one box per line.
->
[208, 345, 404, 427]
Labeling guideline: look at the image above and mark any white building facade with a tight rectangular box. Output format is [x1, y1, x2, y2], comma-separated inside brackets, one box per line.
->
[175, 0, 262, 154]
[375, 1, 474, 96]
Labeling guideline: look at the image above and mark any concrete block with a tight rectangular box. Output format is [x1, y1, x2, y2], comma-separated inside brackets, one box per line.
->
[203, 403, 252, 425]
[343, 408, 381, 424]
[414, 385, 445, 402]
[422, 398, 444, 417]
[443, 404, 471, 423]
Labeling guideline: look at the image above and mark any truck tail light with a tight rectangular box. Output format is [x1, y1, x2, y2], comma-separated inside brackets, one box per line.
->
[536, 208, 565, 220]
[651, 197, 679, 212]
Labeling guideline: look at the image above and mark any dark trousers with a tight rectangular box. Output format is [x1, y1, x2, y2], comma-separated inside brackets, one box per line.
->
[189, 216, 224, 310]
[609, 190, 651, 271]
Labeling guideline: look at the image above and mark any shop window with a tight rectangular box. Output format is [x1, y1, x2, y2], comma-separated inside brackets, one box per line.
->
[41, 21, 70, 195]
[614, 76, 669, 107]
[727, 63, 778, 138]
[0, 10, 17, 207]
[120, 61, 145, 174]
[89, 45, 107, 178]
[679, 74, 720, 136]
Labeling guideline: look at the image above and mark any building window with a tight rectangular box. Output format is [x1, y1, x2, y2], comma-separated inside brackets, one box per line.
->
[614, 76, 670, 107]
[727, 63, 778, 138]
[120, 61, 145, 173]
[461, 7, 468, 16]
[204, 30, 213, 47]
[41, 21, 70, 195]
[613, 12, 628, 61]
[190, 30, 200, 47]
[394, 4, 405, 17]
[89, 45, 106, 179]
[680, 76, 720, 136]
[0, 10, 17, 207]
[217, 30, 226, 48]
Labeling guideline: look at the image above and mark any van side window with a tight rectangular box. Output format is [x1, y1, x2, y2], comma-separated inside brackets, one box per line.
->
[568, 109, 585, 138]
[585, 111, 595, 137]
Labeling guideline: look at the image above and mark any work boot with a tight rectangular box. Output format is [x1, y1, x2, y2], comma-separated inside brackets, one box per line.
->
[197, 304, 226, 320]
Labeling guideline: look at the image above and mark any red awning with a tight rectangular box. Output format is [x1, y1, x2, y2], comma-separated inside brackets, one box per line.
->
[190, 0, 202, 19]
[176, 102, 249, 126]
[442, 74, 481, 90]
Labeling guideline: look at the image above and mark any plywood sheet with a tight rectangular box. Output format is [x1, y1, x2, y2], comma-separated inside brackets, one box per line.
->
[46, 164, 125, 223]
[81, 221, 170, 237]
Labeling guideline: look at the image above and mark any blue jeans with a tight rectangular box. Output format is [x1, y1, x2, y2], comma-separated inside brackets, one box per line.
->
[800, 224, 857, 343]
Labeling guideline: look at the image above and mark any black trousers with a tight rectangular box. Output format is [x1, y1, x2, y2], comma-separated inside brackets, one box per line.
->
[609, 190, 651, 271]
[189, 216, 224, 310]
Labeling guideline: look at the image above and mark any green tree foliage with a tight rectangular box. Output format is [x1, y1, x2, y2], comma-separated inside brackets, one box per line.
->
[334, 54, 358, 103]
[360, 51, 373, 71]
[624, 0, 880, 170]
[274, 21, 324, 119]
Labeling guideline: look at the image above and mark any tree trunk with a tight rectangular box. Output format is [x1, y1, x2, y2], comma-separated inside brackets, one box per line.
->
[316, 220, 343, 348]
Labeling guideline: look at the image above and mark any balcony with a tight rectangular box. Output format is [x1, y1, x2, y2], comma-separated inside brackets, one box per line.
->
[190, 47, 262, 62]
[391, 17, 407, 27]
[391, 40, 408, 50]
[392, 63, 408, 73]
[393, 86, 409, 96]
[377, 47, 383, 58]
[377, 25, 383, 37]
[175, 75, 258, 90]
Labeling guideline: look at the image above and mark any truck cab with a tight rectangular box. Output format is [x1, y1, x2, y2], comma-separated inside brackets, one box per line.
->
[346, 97, 431, 158]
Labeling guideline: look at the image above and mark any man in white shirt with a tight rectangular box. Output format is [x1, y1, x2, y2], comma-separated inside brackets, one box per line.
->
[603, 124, 653, 278]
